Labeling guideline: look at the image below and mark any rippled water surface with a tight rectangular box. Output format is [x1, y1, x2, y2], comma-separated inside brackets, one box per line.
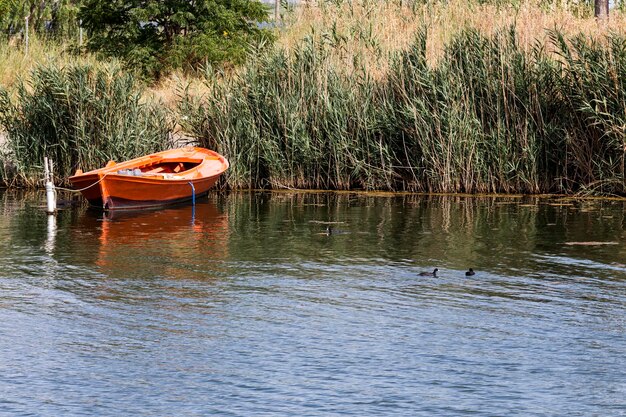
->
[1, 191, 625, 416]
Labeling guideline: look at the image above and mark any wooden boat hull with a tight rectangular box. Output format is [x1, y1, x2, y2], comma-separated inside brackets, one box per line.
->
[69, 147, 228, 210]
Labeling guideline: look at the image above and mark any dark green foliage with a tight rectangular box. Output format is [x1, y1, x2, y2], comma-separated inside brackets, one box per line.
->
[0, 0, 80, 38]
[0, 64, 172, 186]
[79, 0, 273, 79]
[180, 28, 626, 195]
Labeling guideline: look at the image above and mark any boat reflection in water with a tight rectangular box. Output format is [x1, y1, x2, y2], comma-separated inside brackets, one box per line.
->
[93, 199, 229, 279]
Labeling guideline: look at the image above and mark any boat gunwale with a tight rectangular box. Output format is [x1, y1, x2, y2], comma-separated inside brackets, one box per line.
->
[93, 171, 225, 185]
[69, 148, 228, 182]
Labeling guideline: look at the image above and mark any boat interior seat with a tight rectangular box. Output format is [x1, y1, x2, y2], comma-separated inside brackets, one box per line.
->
[145, 166, 166, 174]
[143, 162, 188, 175]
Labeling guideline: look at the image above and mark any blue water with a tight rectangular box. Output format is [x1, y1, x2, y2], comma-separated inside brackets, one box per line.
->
[0, 191, 625, 416]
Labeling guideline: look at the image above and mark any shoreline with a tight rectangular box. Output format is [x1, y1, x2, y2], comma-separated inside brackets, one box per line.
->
[228, 189, 626, 201]
[2, 186, 626, 202]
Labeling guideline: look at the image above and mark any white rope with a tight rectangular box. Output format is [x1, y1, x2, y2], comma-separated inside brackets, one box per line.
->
[54, 172, 110, 193]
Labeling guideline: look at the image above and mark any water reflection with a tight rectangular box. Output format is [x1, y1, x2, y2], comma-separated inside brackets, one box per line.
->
[44, 214, 56, 255]
[222, 192, 626, 279]
[2, 191, 625, 281]
[88, 200, 230, 279]
[1, 191, 625, 417]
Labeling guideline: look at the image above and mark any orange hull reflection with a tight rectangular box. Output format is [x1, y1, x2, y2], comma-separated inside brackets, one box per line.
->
[94, 201, 229, 279]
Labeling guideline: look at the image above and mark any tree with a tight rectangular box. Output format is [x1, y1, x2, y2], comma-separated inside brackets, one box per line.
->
[0, 0, 34, 36]
[79, 0, 273, 79]
[0, 0, 80, 38]
[594, 0, 609, 19]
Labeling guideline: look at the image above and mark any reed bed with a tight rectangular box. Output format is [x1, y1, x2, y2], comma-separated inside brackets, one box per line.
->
[2, 0, 625, 194]
[180, 20, 626, 194]
[0, 64, 172, 186]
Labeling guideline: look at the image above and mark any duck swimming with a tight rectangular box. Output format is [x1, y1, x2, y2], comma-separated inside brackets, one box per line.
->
[419, 268, 438, 277]
[325, 225, 347, 235]
[465, 268, 475, 276]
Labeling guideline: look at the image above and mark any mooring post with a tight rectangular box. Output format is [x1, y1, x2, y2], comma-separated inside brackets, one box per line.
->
[44, 157, 57, 215]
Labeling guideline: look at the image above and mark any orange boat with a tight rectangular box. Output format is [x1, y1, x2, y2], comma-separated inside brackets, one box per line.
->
[69, 147, 229, 210]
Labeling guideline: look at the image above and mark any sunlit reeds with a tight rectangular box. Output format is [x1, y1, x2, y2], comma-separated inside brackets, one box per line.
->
[0, 64, 172, 186]
[1, 0, 625, 194]
[278, 0, 626, 77]
[180, 18, 626, 194]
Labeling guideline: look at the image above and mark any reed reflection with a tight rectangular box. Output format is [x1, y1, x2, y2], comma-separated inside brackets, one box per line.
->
[223, 192, 626, 278]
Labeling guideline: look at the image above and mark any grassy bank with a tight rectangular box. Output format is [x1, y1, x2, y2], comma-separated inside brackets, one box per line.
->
[0, 34, 100, 89]
[1, 0, 625, 194]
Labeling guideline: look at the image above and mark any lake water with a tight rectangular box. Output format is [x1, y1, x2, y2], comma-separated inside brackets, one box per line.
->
[0, 190, 625, 416]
